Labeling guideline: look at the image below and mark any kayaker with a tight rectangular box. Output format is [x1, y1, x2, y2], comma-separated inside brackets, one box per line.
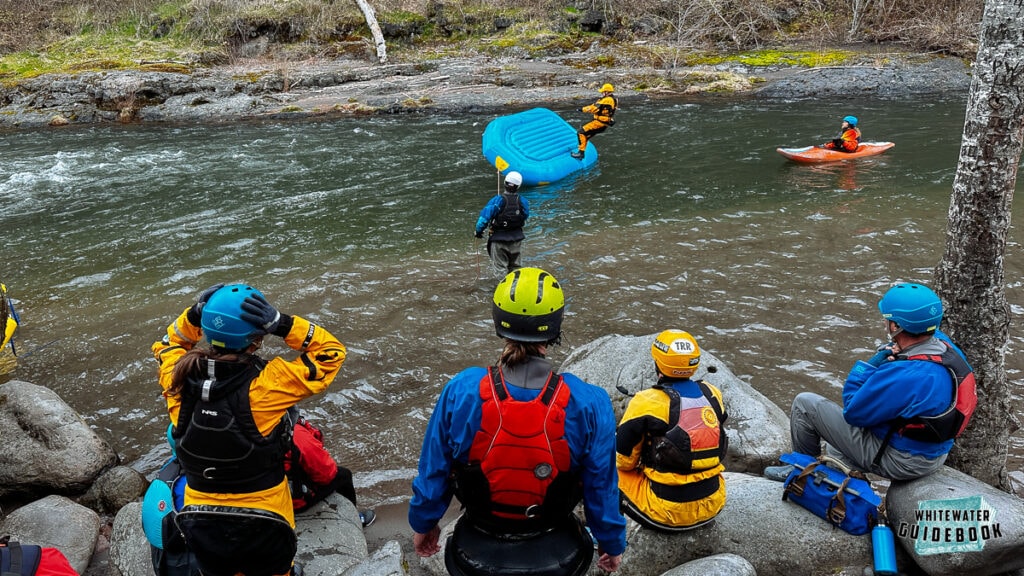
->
[409, 267, 627, 575]
[152, 283, 347, 576]
[571, 83, 617, 159]
[474, 171, 530, 275]
[616, 330, 728, 532]
[821, 115, 861, 152]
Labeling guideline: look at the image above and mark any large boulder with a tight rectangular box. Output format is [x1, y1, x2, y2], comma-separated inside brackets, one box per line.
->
[560, 334, 791, 473]
[0, 494, 101, 574]
[79, 465, 148, 514]
[887, 465, 1024, 576]
[0, 380, 118, 497]
[591, 472, 880, 576]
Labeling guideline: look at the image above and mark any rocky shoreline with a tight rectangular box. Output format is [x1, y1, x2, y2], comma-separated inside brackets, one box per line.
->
[0, 49, 974, 129]
[3, 334, 1022, 576]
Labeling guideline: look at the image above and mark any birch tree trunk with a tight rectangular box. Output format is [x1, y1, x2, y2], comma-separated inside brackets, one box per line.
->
[354, 0, 388, 64]
[934, 0, 1024, 491]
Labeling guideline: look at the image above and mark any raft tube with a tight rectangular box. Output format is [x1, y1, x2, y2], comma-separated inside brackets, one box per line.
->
[777, 142, 895, 164]
[482, 107, 597, 186]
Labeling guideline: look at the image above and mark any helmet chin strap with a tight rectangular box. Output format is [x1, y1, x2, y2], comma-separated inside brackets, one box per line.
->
[885, 320, 903, 342]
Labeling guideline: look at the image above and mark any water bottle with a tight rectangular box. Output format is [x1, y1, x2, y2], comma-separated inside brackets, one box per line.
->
[872, 521, 897, 575]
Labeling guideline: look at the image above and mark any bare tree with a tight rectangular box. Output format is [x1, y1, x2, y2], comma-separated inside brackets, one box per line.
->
[934, 0, 1024, 490]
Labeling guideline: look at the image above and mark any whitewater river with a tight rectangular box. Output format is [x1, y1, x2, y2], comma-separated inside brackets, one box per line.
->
[1, 96, 1022, 506]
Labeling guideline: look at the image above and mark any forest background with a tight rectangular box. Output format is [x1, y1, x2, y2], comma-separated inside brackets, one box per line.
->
[0, 0, 985, 81]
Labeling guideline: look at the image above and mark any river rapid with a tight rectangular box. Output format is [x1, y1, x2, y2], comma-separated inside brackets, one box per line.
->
[1, 96, 1022, 506]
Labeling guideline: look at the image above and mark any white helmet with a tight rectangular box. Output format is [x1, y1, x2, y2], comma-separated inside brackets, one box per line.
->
[504, 171, 523, 192]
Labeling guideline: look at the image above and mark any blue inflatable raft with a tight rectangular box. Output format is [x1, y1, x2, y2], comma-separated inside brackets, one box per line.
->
[482, 107, 597, 186]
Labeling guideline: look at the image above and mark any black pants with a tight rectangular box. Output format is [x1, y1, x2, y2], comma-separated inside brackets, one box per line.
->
[175, 506, 296, 576]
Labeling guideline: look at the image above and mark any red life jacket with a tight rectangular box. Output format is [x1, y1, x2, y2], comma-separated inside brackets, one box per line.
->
[894, 342, 977, 442]
[457, 366, 575, 527]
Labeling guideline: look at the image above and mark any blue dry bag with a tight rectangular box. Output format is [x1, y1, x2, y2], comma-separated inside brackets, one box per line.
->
[780, 452, 881, 536]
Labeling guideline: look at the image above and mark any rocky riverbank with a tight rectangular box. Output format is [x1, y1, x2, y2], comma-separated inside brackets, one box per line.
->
[0, 48, 973, 129]
[3, 334, 1022, 576]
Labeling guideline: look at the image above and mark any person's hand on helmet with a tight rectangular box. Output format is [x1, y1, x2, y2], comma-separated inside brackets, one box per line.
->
[187, 282, 225, 325]
[240, 294, 283, 336]
[474, 229, 483, 239]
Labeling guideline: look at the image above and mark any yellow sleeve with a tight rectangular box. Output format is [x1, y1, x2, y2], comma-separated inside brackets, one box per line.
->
[615, 389, 671, 471]
[248, 315, 347, 434]
[151, 307, 202, 426]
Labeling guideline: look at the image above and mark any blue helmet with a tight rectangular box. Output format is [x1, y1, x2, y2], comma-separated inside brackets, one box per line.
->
[843, 115, 858, 127]
[878, 283, 943, 335]
[200, 283, 264, 350]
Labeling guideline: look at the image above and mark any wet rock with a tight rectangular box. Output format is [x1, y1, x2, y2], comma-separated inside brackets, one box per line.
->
[79, 466, 148, 515]
[0, 380, 118, 498]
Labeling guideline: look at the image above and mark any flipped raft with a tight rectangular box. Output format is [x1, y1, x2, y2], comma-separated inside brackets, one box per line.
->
[776, 142, 895, 164]
[482, 107, 597, 186]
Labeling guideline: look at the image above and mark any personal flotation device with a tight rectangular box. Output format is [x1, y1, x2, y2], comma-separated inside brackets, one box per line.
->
[173, 356, 292, 494]
[892, 342, 977, 442]
[642, 380, 727, 475]
[454, 366, 580, 531]
[0, 539, 41, 576]
[490, 193, 525, 232]
[587, 95, 617, 125]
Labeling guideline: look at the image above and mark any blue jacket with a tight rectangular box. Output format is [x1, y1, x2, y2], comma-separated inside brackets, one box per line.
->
[409, 366, 627, 556]
[474, 193, 530, 236]
[842, 330, 968, 458]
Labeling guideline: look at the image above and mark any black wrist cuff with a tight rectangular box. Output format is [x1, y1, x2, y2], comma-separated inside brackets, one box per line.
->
[273, 313, 294, 337]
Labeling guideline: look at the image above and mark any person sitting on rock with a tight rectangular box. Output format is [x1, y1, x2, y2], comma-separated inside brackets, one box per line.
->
[151, 283, 347, 576]
[821, 115, 861, 152]
[764, 282, 976, 482]
[616, 330, 728, 532]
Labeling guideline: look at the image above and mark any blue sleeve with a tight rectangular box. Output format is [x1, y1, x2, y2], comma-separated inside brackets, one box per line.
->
[521, 195, 530, 219]
[409, 367, 487, 534]
[475, 196, 503, 233]
[562, 373, 628, 556]
[843, 360, 955, 427]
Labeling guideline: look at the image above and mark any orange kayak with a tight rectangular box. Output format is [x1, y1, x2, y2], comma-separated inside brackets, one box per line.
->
[777, 142, 895, 163]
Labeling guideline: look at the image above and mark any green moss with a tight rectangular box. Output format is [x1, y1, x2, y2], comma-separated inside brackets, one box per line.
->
[691, 49, 854, 67]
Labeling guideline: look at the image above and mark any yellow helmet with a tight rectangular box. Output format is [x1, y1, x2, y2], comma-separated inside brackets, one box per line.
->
[600, 83, 614, 93]
[651, 330, 701, 378]
[492, 267, 564, 343]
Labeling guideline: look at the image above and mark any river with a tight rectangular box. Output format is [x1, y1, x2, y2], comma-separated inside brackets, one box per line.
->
[1, 96, 1022, 506]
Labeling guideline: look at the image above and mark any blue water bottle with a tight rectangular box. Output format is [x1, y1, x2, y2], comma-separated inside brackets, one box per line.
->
[872, 521, 897, 575]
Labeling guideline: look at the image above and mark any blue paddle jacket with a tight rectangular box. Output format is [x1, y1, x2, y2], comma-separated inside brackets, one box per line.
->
[842, 329, 968, 458]
[474, 193, 530, 239]
[409, 365, 627, 556]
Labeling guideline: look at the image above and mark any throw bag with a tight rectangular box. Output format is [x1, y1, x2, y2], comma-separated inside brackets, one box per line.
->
[780, 452, 880, 536]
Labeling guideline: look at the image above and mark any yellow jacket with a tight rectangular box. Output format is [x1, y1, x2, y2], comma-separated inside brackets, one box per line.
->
[582, 94, 617, 124]
[152, 307, 346, 526]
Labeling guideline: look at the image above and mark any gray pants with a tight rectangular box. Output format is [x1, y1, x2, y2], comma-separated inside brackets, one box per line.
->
[488, 239, 522, 274]
[790, 392, 946, 481]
